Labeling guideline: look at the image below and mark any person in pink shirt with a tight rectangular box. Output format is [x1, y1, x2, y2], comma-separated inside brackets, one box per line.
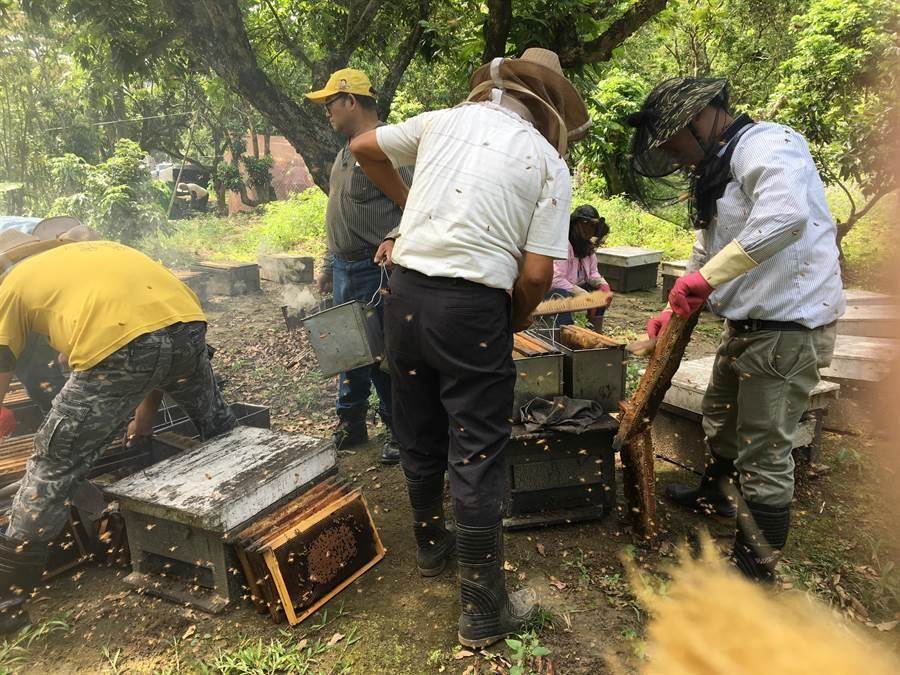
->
[546, 204, 613, 331]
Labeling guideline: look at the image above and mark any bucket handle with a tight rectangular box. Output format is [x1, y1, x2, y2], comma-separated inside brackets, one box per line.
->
[366, 263, 389, 309]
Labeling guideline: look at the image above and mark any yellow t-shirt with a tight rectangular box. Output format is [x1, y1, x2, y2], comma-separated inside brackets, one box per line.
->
[0, 241, 205, 370]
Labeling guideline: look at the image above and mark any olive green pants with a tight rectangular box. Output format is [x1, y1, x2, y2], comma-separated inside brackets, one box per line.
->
[701, 323, 837, 507]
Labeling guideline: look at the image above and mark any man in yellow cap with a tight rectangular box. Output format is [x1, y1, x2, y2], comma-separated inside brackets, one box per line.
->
[306, 68, 412, 465]
[0, 231, 236, 633]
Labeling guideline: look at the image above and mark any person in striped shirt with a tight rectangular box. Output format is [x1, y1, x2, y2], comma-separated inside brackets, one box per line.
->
[627, 77, 845, 582]
[306, 68, 413, 465]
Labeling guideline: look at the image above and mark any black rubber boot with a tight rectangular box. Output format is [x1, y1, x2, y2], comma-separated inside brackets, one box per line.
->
[457, 523, 536, 649]
[0, 534, 51, 635]
[379, 415, 401, 466]
[332, 408, 368, 450]
[665, 452, 738, 517]
[733, 501, 790, 583]
[405, 472, 455, 576]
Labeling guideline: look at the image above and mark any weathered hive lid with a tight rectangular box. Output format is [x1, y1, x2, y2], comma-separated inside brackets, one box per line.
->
[595, 246, 663, 267]
[106, 426, 336, 532]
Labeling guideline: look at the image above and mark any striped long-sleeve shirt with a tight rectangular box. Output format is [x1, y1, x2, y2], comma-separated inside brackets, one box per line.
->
[323, 139, 413, 274]
[688, 122, 846, 328]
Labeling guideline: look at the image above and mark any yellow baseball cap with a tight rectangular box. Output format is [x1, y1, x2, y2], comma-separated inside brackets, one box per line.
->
[306, 68, 375, 104]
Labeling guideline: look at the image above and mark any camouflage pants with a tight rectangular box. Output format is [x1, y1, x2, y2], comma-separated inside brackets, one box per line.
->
[6, 321, 237, 542]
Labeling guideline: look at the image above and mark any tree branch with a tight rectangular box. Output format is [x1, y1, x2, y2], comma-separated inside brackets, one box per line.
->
[157, 0, 339, 192]
[559, 0, 670, 67]
[481, 0, 512, 62]
[262, 0, 314, 69]
[377, 0, 430, 120]
[346, 0, 385, 48]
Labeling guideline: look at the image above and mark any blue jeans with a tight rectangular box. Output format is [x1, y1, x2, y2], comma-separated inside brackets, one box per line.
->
[332, 255, 393, 425]
[546, 285, 606, 327]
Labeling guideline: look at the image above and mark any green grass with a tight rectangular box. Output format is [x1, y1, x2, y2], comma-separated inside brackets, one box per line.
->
[138, 189, 328, 266]
[0, 616, 69, 674]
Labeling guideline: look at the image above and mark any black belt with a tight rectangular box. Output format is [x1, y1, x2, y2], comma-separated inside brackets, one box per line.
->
[334, 247, 377, 263]
[728, 319, 810, 333]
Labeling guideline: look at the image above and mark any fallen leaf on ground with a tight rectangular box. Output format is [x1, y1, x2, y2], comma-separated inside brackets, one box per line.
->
[454, 649, 475, 659]
[182, 625, 196, 640]
[549, 579, 567, 591]
[536, 543, 546, 556]
[327, 632, 344, 646]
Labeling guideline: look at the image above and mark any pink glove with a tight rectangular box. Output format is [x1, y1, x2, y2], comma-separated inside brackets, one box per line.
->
[599, 283, 613, 307]
[646, 309, 673, 338]
[0, 407, 16, 439]
[668, 271, 713, 318]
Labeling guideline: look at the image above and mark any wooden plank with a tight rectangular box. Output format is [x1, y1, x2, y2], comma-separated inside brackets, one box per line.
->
[533, 290, 612, 317]
[615, 311, 700, 538]
[558, 325, 623, 350]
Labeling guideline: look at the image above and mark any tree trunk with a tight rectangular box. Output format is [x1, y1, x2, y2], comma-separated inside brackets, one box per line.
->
[157, 0, 339, 193]
[601, 158, 625, 196]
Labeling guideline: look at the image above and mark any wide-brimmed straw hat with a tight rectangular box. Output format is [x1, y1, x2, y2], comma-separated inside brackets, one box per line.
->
[31, 215, 83, 240]
[0, 230, 65, 267]
[468, 48, 590, 153]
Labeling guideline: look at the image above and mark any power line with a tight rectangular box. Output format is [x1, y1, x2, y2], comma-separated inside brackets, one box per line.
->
[43, 111, 193, 132]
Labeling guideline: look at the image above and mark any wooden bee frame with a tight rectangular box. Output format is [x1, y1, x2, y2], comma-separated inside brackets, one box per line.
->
[236, 480, 385, 625]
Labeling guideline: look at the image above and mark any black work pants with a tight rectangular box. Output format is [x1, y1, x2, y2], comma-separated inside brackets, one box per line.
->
[384, 267, 515, 526]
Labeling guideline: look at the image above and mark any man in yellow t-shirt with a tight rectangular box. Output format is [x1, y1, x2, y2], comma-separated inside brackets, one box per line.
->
[0, 231, 236, 633]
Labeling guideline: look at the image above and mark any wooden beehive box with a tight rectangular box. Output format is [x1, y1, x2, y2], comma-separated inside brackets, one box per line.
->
[172, 269, 212, 304]
[837, 304, 900, 339]
[105, 427, 337, 612]
[596, 246, 663, 293]
[258, 253, 315, 284]
[235, 478, 384, 625]
[191, 260, 260, 296]
[659, 259, 687, 302]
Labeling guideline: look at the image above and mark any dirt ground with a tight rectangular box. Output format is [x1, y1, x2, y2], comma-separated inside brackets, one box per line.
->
[11, 282, 900, 674]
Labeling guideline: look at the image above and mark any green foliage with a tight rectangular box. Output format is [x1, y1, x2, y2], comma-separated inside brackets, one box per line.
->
[505, 631, 551, 675]
[772, 0, 898, 204]
[241, 154, 274, 196]
[215, 163, 244, 192]
[139, 188, 328, 264]
[575, 69, 648, 195]
[46, 139, 167, 244]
